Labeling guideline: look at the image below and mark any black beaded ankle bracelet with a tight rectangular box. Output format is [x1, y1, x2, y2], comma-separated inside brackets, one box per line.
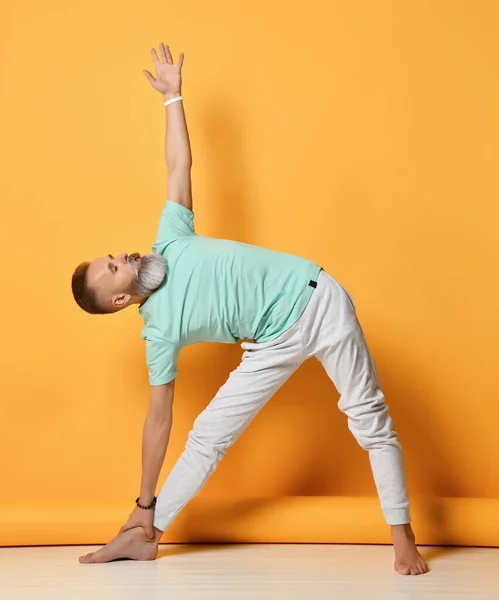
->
[135, 496, 157, 510]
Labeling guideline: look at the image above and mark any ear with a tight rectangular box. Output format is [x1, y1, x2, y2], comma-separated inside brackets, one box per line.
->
[112, 293, 131, 309]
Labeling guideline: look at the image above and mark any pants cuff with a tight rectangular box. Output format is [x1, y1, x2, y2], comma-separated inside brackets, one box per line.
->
[383, 508, 410, 525]
[152, 509, 171, 533]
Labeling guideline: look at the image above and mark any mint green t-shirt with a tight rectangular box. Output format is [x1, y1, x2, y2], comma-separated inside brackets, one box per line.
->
[139, 201, 322, 385]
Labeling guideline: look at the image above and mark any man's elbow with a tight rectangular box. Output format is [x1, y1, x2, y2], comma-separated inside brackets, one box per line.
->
[167, 157, 192, 172]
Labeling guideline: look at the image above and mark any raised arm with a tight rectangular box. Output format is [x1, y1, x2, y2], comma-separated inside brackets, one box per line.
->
[143, 43, 193, 211]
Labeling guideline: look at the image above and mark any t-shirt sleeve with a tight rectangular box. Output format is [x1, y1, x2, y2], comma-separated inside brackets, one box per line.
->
[144, 335, 180, 386]
[153, 200, 195, 247]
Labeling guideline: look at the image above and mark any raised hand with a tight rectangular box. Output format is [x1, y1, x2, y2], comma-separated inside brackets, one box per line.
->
[143, 42, 184, 96]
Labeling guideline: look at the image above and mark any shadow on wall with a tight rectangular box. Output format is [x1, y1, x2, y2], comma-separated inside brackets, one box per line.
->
[176, 337, 455, 543]
[199, 100, 254, 244]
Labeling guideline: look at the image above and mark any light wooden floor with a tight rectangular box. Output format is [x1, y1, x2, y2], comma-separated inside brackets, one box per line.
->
[1, 544, 498, 599]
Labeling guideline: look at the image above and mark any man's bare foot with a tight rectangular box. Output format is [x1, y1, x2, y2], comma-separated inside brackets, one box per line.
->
[79, 526, 163, 564]
[392, 523, 429, 575]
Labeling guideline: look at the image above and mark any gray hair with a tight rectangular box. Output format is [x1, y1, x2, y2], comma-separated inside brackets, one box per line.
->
[128, 252, 167, 296]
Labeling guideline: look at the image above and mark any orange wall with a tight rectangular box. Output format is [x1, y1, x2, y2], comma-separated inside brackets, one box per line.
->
[1, 0, 498, 545]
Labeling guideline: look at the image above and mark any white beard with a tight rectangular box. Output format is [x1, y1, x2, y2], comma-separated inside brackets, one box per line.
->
[128, 252, 167, 296]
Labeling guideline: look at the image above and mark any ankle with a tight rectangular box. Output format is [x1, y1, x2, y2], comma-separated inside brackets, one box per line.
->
[391, 523, 415, 538]
[153, 526, 164, 544]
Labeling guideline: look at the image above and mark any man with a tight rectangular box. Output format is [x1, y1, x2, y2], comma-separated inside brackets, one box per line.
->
[72, 43, 428, 576]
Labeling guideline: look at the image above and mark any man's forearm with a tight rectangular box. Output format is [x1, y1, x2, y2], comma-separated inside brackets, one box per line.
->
[139, 410, 172, 504]
[164, 92, 192, 169]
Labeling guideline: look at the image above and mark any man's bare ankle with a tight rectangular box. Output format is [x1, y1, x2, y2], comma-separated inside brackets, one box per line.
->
[153, 526, 164, 543]
[391, 523, 415, 539]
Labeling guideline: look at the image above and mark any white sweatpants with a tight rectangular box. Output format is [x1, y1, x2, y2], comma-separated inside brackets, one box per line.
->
[152, 270, 410, 531]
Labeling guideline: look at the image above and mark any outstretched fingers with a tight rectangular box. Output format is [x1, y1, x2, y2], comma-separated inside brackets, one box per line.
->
[151, 47, 161, 67]
[161, 42, 173, 64]
[151, 43, 183, 69]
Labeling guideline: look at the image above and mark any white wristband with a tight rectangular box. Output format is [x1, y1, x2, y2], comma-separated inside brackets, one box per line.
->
[164, 96, 183, 107]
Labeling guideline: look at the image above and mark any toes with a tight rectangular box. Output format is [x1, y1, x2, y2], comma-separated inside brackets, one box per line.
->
[396, 560, 430, 576]
[88, 550, 108, 563]
[410, 565, 425, 576]
[79, 552, 94, 564]
[79, 550, 108, 564]
[395, 563, 411, 575]
[416, 559, 428, 575]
